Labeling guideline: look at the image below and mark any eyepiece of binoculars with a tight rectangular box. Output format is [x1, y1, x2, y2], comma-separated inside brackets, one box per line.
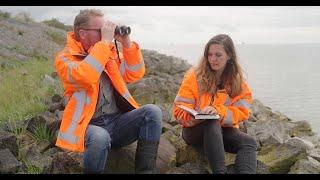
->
[115, 26, 131, 36]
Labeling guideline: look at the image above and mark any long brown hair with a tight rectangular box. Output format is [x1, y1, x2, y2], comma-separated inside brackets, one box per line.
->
[195, 34, 244, 97]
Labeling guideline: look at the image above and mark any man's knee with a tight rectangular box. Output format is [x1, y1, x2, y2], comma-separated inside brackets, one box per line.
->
[85, 126, 111, 150]
[142, 104, 162, 123]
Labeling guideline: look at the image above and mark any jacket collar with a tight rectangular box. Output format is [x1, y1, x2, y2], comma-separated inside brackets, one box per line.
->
[66, 31, 88, 57]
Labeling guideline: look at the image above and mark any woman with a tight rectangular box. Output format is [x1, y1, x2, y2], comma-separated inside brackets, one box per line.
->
[173, 34, 257, 174]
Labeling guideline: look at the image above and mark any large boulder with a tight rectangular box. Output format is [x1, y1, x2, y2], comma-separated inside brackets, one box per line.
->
[249, 99, 274, 121]
[288, 156, 320, 174]
[226, 160, 270, 174]
[23, 143, 53, 171]
[42, 151, 82, 174]
[284, 137, 315, 151]
[0, 130, 18, 157]
[285, 120, 314, 137]
[247, 119, 290, 154]
[26, 112, 60, 139]
[105, 137, 176, 174]
[307, 148, 320, 162]
[0, 148, 22, 173]
[166, 163, 209, 174]
[257, 144, 306, 174]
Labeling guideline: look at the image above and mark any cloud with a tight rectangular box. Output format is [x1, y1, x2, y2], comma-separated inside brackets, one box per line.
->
[1, 6, 320, 44]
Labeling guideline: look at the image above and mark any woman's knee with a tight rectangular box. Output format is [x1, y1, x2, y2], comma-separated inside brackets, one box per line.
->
[241, 135, 258, 151]
[205, 120, 222, 134]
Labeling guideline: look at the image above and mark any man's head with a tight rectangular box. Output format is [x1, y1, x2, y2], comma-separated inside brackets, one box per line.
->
[73, 9, 105, 51]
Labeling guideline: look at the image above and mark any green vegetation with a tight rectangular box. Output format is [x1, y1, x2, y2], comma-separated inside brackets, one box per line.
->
[44, 29, 66, 46]
[0, 57, 63, 127]
[0, 10, 11, 19]
[30, 123, 55, 143]
[14, 12, 34, 23]
[24, 160, 42, 174]
[42, 18, 72, 31]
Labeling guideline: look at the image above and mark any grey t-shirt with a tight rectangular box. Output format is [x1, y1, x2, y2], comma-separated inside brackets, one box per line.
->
[92, 72, 120, 119]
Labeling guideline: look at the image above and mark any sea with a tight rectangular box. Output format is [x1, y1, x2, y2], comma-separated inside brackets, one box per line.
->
[143, 43, 320, 135]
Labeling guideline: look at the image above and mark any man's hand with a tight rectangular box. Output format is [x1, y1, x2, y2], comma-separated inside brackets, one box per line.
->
[101, 20, 117, 44]
[201, 106, 217, 115]
[114, 24, 131, 48]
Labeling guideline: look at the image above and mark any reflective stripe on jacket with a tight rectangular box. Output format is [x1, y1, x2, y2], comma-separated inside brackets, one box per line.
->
[55, 32, 145, 152]
[173, 68, 253, 128]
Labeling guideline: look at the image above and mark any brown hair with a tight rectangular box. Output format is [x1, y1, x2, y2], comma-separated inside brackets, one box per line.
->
[73, 9, 104, 40]
[195, 34, 244, 97]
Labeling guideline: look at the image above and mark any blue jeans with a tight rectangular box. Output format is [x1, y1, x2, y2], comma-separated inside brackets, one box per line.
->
[83, 104, 162, 173]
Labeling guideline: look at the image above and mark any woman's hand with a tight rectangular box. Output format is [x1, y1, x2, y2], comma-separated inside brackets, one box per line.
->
[201, 106, 217, 114]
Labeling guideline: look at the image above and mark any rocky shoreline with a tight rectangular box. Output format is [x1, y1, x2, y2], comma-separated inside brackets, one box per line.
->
[1, 49, 320, 174]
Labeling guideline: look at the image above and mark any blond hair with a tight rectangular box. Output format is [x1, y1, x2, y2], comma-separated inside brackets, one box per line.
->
[73, 9, 104, 40]
[195, 34, 244, 97]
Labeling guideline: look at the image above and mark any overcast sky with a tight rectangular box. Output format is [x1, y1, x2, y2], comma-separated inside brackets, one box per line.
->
[1, 6, 320, 45]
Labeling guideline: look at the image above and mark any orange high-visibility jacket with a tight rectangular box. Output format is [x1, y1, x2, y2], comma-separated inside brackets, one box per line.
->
[54, 32, 145, 152]
[173, 68, 253, 128]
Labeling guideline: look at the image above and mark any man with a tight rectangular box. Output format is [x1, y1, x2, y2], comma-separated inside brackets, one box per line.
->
[54, 9, 162, 174]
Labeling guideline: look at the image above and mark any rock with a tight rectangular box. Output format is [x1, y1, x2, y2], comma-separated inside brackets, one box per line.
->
[158, 103, 175, 124]
[54, 110, 64, 121]
[250, 99, 274, 121]
[155, 136, 177, 173]
[0, 130, 19, 157]
[225, 152, 236, 166]
[226, 160, 270, 174]
[162, 130, 180, 146]
[248, 114, 259, 122]
[51, 71, 58, 79]
[105, 137, 176, 174]
[21, 69, 28, 76]
[26, 112, 60, 138]
[42, 152, 82, 174]
[286, 121, 314, 137]
[176, 141, 205, 166]
[288, 156, 320, 174]
[162, 121, 175, 134]
[43, 147, 61, 158]
[105, 143, 135, 173]
[51, 94, 63, 103]
[24, 144, 52, 171]
[256, 160, 271, 174]
[247, 119, 290, 154]
[166, 163, 209, 174]
[0, 148, 21, 173]
[307, 148, 320, 162]
[257, 144, 306, 174]
[42, 74, 56, 86]
[285, 137, 315, 151]
[48, 102, 64, 113]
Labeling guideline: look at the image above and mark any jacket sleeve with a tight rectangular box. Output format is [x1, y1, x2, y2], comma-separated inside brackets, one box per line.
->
[214, 82, 253, 127]
[173, 69, 203, 127]
[54, 41, 113, 91]
[118, 41, 145, 84]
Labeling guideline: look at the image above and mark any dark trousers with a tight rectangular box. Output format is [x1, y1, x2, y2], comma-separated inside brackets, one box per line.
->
[182, 120, 257, 174]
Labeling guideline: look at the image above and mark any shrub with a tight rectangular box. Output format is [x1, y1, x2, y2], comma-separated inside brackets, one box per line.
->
[14, 12, 34, 23]
[30, 123, 55, 143]
[0, 10, 11, 18]
[42, 18, 72, 31]
[44, 29, 66, 45]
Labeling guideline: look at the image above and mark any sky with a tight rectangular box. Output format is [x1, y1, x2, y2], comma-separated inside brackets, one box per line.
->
[1, 6, 320, 46]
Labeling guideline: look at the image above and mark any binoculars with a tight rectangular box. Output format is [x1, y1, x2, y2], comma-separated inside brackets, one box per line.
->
[114, 26, 131, 36]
